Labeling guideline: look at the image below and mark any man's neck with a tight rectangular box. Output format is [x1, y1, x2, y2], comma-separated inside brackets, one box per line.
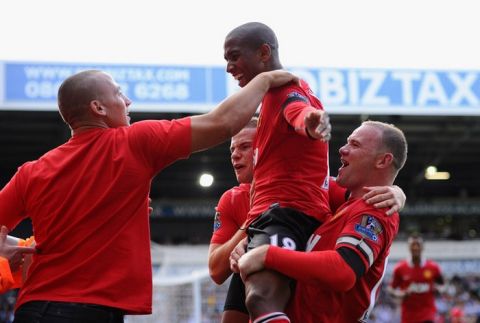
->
[70, 116, 112, 136]
[72, 123, 108, 136]
[411, 256, 421, 265]
[348, 176, 394, 199]
[269, 62, 283, 71]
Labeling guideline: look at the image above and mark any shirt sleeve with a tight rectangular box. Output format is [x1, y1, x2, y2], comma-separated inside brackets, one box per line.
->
[265, 246, 356, 291]
[335, 211, 392, 272]
[281, 85, 320, 138]
[128, 117, 192, 173]
[389, 264, 403, 289]
[210, 189, 241, 245]
[0, 166, 29, 230]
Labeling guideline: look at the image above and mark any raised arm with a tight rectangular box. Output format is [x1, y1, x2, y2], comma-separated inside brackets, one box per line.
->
[190, 70, 298, 152]
[285, 107, 331, 141]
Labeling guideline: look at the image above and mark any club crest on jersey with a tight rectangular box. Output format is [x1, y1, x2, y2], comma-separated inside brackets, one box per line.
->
[213, 211, 221, 232]
[354, 215, 383, 242]
[423, 269, 433, 279]
[287, 91, 308, 102]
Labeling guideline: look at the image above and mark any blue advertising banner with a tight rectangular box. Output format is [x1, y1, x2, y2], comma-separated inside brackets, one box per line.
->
[1, 61, 480, 115]
[1, 62, 228, 112]
[288, 67, 480, 115]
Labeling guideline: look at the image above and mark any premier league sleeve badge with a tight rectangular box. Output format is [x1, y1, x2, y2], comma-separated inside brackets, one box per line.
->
[354, 214, 383, 242]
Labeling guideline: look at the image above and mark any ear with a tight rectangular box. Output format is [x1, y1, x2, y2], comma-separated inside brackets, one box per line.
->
[258, 43, 272, 62]
[89, 100, 107, 116]
[376, 152, 394, 169]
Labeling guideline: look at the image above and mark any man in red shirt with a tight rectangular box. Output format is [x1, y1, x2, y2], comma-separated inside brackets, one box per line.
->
[0, 68, 297, 323]
[224, 22, 332, 323]
[234, 120, 408, 322]
[388, 234, 445, 323]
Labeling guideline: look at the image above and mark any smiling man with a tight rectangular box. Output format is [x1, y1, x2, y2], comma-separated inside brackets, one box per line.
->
[223, 22, 332, 323]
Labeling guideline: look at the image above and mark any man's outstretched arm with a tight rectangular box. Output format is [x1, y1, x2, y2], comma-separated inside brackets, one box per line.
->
[190, 70, 299, 152]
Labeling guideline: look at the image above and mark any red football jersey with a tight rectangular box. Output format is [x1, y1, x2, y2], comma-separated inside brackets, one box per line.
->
[390, 258, 443, 322]
[210, 183, 250, 244]
[248, 80, 330, 225]
[328, 177, 348, 214]
[287, 198, 399, 322]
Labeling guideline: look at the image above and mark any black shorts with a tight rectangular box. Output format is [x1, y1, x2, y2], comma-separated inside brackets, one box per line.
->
[247, 206, 321, 251]
[223, 273, 247, 314]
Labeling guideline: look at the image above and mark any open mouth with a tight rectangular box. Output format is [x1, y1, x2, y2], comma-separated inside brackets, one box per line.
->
[233, 73, 244, 81]
[340, 159, 349, 169]
[234, 164, 244, 171]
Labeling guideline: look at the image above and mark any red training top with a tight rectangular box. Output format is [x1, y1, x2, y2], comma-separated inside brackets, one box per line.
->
[0, 119, 191, 314]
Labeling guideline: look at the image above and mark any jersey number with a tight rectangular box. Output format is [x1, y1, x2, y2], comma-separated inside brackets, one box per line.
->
[270, 234, 296, 250]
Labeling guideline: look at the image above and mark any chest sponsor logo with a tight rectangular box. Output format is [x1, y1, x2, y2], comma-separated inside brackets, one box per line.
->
[354, 214, 383, 242]
[407, 282, 431, 294]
